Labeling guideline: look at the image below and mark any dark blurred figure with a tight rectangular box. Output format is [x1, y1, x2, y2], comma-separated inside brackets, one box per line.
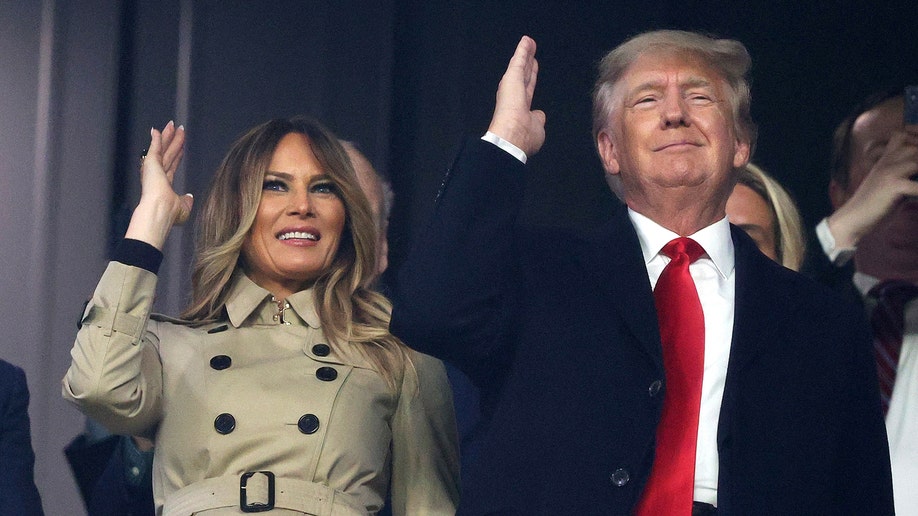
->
[812, 88, 918, 514]
[0, 359, 44, 515]
[65, 423, 153, 516]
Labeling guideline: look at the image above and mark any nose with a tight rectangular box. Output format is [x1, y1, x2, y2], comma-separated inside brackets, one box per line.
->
[287, 186, 314, 217]
[660, 94, 689, 128]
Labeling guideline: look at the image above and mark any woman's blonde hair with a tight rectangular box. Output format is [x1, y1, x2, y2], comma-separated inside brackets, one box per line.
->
[736, 163, 807, 271]
[181, 116, 409, 387]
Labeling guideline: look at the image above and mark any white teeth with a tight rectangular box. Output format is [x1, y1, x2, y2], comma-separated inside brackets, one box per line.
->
[278, 231, 318, 241]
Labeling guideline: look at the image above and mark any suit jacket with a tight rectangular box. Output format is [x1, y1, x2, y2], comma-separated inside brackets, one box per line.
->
[0, 359, 44, 515]
[65, 433, 154, 516]
[390, 138, 894, 515]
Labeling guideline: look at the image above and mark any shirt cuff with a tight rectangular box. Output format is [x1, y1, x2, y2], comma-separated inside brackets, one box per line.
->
[815, 218, 855, 266]
[113, 238, 164, 274]
[482, 132, 527, 164]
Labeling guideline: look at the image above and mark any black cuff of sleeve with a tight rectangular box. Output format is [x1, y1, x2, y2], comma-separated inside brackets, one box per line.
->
[113, 238, 164, 274]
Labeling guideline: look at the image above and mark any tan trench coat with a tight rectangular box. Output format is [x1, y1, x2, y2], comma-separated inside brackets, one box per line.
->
[63, 262, 459, 515]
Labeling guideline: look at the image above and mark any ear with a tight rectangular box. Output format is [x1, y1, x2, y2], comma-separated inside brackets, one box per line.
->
[597, 130, 621, 175]
[828, 179, 849, 210]
[732, 137, 751, 169]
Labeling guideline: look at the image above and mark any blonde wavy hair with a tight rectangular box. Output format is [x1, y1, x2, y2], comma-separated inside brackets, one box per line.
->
[736, 163, 807, 271]
[181, 116, 409, 388]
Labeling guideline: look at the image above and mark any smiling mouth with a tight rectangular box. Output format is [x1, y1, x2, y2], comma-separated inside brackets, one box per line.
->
[655, 141, 699, 151]
[278, 231, 318, 241]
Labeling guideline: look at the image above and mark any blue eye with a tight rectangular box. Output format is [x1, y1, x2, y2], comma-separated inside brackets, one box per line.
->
[311, 182, 337, 195]
[263, 179, 286, 192]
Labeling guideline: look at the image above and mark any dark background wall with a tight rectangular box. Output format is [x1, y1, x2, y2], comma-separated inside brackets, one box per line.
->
[2, 1, 915, 513]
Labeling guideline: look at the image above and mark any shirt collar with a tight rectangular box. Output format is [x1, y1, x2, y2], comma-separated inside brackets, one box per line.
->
[224, 272, 322, 329]
[852, 271, 882, 298]
[628, 207, 735, 279]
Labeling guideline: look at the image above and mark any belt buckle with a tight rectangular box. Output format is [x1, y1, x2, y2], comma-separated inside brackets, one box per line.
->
[240, 471, 275, 513]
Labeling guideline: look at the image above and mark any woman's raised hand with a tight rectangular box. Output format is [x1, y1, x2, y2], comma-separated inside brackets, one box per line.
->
[125, 121, 195, 250]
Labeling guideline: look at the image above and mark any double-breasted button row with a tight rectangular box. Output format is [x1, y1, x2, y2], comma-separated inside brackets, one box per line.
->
[213, 412, 323, 435]
[209, 354, 334, 435]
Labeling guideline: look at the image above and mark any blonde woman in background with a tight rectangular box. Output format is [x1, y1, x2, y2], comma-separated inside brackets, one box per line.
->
[726, 162, 807, 270]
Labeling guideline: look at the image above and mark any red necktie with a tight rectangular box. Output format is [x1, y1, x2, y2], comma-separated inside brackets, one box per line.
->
[868, 280, 918, 415]
[636, 237, 706, 516]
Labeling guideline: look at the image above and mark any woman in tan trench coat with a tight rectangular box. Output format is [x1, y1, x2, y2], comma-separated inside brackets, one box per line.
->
[63, 117, 459, 515]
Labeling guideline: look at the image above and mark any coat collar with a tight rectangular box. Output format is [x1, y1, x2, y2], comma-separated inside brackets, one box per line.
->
[223, 272, 322, 329]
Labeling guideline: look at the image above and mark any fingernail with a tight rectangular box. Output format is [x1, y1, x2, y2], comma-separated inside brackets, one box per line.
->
[168, 120, 174, 127]
[178, 125, 185, 131]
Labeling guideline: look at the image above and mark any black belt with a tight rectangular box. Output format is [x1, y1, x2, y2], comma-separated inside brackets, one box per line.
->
[692, 501, 717, 516]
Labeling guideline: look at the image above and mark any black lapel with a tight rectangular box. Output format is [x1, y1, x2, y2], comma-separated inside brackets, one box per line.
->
[576, 201, 662, 368]
[727, 225, 794, 377]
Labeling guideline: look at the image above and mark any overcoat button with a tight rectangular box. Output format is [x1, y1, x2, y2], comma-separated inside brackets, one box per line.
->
[214, 413, 236, 434]
[316, 366, 338, 381]
[312, 344, 330, 357]
[210, 355, 232, 370]
[648, 380, 662, 397]
[610, 468, 630, 487]
[298, 414, 320, 434]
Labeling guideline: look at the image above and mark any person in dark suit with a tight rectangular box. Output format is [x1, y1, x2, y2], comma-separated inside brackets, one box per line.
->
[64, 426, 154, 516]
[0, 359, 44, 515]
[390, 31, 894, 514]
[810, 88, 918, 514]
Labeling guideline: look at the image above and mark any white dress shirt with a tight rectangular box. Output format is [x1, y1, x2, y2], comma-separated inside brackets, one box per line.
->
[629, 210, 735, 507]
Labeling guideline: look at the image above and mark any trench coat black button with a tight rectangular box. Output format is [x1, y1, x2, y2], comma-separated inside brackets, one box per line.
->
[298, 414, 320, 434]
[312, 344, 330, 357]
[610, 468, 630, 487]
[316, 366, 338, 382]
[210, 355, 232, 370]
[214, 413, 236, 434]
[648, 380, 662, 397]
[207, 325, 229, 334]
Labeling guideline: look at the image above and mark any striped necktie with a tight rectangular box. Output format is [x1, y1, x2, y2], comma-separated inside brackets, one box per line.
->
[869, 280, 918, 415]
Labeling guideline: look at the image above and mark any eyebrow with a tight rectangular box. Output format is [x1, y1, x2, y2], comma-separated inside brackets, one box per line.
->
[626, 76, 715, 97]
[264, 171, 295, 181]
[264, 171, 332, 181]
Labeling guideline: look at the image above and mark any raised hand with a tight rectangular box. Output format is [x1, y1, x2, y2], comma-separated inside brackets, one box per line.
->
[125, 121, 194, 250]
[487, 36, 546, 158]
[828, 125, 918, 248]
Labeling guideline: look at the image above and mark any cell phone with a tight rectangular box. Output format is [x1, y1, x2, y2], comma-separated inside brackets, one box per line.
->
[905, 85, 918, 125]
